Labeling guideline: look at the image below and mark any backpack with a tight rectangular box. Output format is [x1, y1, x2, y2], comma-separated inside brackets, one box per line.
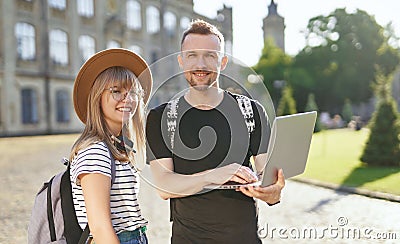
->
[166, 91, 255, 149]
[28, 144, 116, 244]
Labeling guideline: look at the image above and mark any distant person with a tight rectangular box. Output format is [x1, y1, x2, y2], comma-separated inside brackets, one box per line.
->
[146, 19, 285, 243]
[70, 48, 152, 244]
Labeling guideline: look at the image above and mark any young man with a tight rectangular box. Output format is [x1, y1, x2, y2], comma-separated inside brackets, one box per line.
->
[146, 19, 285, 243]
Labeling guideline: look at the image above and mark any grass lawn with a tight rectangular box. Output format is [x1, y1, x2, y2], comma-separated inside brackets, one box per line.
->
[296, 128, 400, 195]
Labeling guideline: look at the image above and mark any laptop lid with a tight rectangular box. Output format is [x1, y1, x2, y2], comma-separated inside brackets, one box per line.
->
[260, 111, 317, 186]
[204, 111, 317, 190]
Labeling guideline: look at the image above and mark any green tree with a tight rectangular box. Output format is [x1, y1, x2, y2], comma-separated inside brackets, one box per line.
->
[253, 38, 292, 104]
[277, 86, 297, 116]
[360, 68, 400, 166]
[304, 93, 322, 132]
[291, 8, 400, 113]
[341, 99, 353, 123]
[286, 67, 315, 113]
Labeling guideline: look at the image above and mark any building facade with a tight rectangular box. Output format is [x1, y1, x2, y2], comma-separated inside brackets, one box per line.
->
[0, 0, 233, 136]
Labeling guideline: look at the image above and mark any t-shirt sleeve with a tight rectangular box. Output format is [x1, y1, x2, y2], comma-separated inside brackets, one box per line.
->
[250, 100, 271, 156]
[146, 105, 173, 162]
[70, 142, 112, 186]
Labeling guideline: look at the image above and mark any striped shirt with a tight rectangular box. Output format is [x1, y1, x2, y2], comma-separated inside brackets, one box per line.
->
[70, 142, 147, 234]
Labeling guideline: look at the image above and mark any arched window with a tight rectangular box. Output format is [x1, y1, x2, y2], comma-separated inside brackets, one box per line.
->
[129, 45, 143, 56]
[21, 88, 38, 124]
[180, 16, 190, 30]
[78, 35, 95, 63]
[48, 0, 66, 10]
[49, 29, 68, 65]
[146, 6, 160, 34]
[127, 0, 141, 30]
[225, 40, 233, 55]
[164, 11, 176, 36]
[15, 22, 36, 61]
[77, 0, 94, 17]
[56, 90, 70, 122]
[107, 40, 121, 49]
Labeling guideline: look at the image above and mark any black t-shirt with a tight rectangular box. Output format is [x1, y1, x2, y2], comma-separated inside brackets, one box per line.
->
[146, 91, 270, 244]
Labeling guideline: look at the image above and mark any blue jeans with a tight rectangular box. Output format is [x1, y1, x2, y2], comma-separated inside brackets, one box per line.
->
[118, 227, 148, 244]
[86, 227, 148, 244]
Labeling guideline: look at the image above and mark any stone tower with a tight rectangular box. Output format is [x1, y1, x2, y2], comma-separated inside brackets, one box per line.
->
[262, 0, 285, 52]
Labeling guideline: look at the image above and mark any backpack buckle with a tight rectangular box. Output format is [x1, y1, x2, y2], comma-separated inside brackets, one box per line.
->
[61, 157, 69, 166]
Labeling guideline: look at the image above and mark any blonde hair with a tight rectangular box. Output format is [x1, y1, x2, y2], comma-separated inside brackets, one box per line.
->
[70, 66, 146, 168]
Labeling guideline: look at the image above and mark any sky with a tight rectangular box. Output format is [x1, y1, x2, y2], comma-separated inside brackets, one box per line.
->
[193, 0, 400, 66]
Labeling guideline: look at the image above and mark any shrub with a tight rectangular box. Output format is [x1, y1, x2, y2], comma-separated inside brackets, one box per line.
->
[277, 86, 297, 116]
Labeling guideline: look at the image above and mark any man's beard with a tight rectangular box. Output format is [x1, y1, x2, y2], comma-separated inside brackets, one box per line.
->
[187, 77, 216, 91]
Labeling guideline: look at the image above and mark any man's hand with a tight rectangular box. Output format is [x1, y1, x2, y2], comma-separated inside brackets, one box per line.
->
[204, 163, 259, 185]
[238, 169, 285, 205]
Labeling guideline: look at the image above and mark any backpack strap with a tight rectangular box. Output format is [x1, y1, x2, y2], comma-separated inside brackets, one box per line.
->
[167, 97, 180, 150]
[46, 176, 57, 242]
[229, 92, 255, 134]
[78, 226, 90, 244]
[77, 143, 116, 244]
[107, 145, 116, 185]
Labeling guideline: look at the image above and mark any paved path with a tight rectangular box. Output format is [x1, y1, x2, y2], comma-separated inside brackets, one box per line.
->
[256, 181, 400, 243]
[0, 135, 399, 244]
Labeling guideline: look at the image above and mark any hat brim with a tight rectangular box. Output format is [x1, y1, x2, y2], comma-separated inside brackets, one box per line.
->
[73, 48, 152, 124]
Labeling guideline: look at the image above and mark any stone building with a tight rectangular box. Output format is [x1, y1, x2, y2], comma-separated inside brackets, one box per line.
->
[262, 0, 285, 52]
[0, 0, 233, 136]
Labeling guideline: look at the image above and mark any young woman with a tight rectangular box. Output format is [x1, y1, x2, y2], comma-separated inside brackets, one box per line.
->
[69, 48, 152, 244]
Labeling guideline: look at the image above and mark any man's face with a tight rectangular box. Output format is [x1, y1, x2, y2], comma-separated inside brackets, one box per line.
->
[178, 34, 228, 91]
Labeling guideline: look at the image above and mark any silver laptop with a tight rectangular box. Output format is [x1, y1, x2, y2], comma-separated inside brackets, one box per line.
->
[204, 111, 317, 190]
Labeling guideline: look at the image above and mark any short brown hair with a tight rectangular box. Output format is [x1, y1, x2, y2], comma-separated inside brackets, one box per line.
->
[180, 19, 225, 51]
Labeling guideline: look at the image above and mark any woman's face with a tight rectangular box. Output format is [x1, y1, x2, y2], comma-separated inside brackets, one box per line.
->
[101, 83, 139, 135]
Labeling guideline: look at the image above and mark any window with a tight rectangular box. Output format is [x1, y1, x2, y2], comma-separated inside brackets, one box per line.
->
[225, 40, 232, 55]
[151, 50, 158, 64]
[146, 6, 159, 34]
[50, 29, 68, 65]
[180, 16, 190, 30]
[164, 11, 176, 36]
[78, 35, 95, 62]
[77, 0, 94, 17]
[56, 90, 70, 122]
[150, 50, 158, 75]
[0, 87, 2, 126]
[129, 45, 143, 56]
[15, 22, 36, 61]
[107, 40, 121, 49]
[48, 0, 66, 10]
[21, 88, 38, 124]
[127, 0, 141, 30]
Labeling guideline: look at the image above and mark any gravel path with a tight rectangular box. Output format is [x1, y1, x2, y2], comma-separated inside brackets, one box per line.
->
[0, 135, 398, 244]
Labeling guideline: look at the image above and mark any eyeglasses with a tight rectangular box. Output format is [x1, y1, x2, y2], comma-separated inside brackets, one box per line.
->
[107, 87, 143, 102]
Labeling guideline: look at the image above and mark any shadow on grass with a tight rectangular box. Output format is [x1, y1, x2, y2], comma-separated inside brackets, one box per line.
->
[341, 165, 400, 188]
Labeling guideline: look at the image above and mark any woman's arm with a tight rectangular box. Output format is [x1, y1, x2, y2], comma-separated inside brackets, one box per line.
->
[80, 173, 119, 244]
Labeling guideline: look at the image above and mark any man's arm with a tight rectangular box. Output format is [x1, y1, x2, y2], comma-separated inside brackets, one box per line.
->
[149, 158, 258, 200]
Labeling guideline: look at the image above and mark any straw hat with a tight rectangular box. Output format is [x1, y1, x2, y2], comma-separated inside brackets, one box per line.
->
[73, 48, 152, 124]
